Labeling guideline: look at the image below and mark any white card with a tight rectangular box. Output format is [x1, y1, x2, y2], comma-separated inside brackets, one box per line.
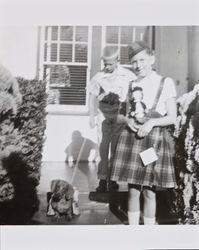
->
[139, 147, 158, 166]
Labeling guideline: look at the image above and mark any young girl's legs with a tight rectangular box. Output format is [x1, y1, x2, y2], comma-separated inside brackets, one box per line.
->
[128, 185, 156, 225]
[142, 187, 156, 225]
[128, 184, 141, 225]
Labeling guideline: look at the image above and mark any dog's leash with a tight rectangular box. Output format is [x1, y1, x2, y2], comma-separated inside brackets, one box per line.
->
[70, 138, 87, 184]
[67, 138, 87, 216]
[47, 139, 87, 217]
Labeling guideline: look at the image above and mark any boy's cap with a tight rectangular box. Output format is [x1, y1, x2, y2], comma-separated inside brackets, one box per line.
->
[128, 40, 151, 59]
[101, 46, 119, 60]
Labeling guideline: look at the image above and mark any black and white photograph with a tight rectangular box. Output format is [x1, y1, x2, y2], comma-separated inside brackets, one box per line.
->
[0, 0, 199, 249]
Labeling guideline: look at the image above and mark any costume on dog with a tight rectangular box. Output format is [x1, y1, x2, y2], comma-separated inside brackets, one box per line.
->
[47, 179, 79, 220]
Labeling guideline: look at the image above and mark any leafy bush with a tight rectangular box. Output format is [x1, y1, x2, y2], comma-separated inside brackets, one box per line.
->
[173, 84, 199, 224]
[0, 64, 47, 224]
[15, 77, 47, 182]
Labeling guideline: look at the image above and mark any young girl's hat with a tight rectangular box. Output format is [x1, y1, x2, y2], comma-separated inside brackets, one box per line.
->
[128, 40, 151, 59]
[101, 46, 119, 60]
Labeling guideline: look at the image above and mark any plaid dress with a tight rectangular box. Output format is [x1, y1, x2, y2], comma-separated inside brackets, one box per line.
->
[111, 78, 177, 188]
[111, 126, 176, 188]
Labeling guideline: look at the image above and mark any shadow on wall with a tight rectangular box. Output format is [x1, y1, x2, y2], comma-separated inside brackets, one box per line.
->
[65, 130, 100, 162]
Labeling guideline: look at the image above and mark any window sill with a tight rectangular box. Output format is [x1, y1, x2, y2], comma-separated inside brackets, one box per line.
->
[46, 104, 89, 116]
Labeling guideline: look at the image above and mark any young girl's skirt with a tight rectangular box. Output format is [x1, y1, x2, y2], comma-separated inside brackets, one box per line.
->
[110, 126, 177, 188]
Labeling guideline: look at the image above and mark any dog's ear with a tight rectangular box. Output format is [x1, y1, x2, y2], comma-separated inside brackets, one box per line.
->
[50, 180, 59, 193]
[51, 180, 66, 193]
[65, 183, 74, 200]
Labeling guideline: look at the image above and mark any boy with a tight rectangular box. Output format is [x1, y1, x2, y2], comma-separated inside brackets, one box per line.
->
[89, 46, 136, 192]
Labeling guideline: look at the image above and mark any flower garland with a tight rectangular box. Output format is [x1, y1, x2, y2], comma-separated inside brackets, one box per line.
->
[173, 84, 199, 224]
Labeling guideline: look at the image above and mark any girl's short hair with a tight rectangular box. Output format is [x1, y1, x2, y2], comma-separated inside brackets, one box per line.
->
[128, 41, 153, 60]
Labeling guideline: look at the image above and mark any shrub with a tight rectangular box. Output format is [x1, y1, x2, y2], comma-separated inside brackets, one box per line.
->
[0, 64, 47, 224]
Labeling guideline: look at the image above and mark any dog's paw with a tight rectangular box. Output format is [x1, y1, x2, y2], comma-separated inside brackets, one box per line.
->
[53, 211, 60, 220]
[65, 212, 73, 221]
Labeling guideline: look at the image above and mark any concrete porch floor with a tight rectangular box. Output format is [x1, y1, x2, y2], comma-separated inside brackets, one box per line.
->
[32, 161, 127, 225]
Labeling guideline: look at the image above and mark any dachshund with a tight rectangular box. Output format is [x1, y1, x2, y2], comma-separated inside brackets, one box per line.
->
[47, 179, 79, 221]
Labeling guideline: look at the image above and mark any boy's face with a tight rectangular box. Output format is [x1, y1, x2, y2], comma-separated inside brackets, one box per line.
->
[133, 90, 142, 101]
[130, 49, 154, 78]
[103, 58, 118, 73]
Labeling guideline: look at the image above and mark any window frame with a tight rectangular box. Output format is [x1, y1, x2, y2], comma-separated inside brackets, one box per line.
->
[38, 26, 154, 115]
[38, 26, 92, 114]
[101, 26, 154, 69]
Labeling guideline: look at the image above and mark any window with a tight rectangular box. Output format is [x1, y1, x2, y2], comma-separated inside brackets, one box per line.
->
[38, 26, 154, 114]
[102, 26, 154, 67]
[39, 26, 92, 113]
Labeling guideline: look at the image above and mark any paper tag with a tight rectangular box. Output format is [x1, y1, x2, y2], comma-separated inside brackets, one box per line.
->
[139, 147, 158, 166]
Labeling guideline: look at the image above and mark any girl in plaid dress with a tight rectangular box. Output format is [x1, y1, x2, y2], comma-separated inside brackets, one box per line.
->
[111, 41, 177, 225]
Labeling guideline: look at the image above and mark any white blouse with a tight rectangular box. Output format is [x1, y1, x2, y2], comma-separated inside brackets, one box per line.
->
[131, 71, 177, 116]
[89, 65, 136, 102]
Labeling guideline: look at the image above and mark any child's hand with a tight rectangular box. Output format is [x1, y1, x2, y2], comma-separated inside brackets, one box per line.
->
[127, 118, 140, 132]
[117, 114, 127, 124]
[137, 119, 154, 138]
[89, 117, 96, 129]
[135, 116, 146, 124]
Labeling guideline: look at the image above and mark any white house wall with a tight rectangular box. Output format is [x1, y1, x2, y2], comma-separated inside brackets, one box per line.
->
[155, 26, 188, 97]
[42, 114, 99, 162]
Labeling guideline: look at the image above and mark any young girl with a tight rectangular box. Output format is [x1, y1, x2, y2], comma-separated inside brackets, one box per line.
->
[110, 41, 177, 225]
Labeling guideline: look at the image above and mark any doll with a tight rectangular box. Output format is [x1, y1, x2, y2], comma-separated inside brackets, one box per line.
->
[128, 86, 147, 124]
[127, 86, 148, 132]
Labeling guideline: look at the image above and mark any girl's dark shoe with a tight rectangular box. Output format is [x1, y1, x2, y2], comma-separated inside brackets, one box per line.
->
[108, 181, 119, 192]
[96, 180, 107, 192]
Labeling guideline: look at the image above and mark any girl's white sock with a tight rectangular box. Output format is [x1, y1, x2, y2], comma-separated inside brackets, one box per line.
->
[128, 211, 140, 225]
[143, 216, 156, 225]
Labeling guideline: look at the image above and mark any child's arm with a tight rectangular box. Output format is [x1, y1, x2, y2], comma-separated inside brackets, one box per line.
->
[88, 73, 101, 129]
[137, 97, 177, 138]
[89, 93, 97, 128]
